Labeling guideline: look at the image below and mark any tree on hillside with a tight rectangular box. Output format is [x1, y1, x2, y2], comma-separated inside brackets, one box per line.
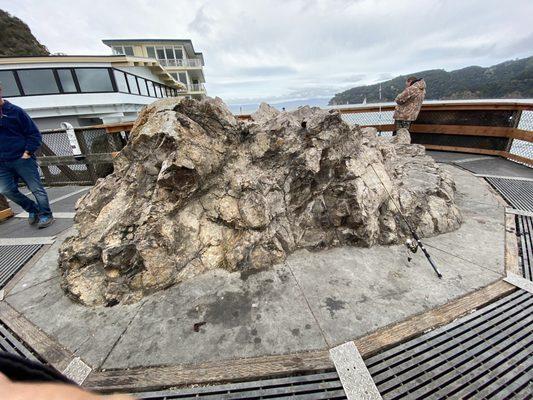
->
[0, 9, 49, 56]
[329, 56, 533, 105]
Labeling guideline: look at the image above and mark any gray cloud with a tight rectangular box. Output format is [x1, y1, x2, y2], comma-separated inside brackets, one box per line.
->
[2, 0, 532, 103]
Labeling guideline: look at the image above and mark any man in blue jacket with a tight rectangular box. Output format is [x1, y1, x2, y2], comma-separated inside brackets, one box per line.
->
[0, 84, 54, 228]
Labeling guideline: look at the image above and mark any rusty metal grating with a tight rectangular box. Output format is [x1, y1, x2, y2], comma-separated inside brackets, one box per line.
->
[0, 244, 42, 289]
[517, 215, 533, 281]
[136, 371, 346, 399]
[0, 321, 39, 361]
[365, 289, 532, 399]
[486, 177, 533, 212]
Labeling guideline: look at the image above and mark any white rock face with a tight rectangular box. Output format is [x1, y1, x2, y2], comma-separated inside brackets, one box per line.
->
[59, 98, 462, 306]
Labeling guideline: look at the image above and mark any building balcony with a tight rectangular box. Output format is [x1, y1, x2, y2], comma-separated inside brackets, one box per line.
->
[158, 58, 202, 68]
[187, 83, 206, 92]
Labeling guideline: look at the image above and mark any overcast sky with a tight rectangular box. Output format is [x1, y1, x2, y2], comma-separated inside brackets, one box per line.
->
[2, 0, 532, 104]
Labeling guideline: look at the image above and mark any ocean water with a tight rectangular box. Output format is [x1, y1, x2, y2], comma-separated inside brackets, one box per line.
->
[228, 97, 331, 115]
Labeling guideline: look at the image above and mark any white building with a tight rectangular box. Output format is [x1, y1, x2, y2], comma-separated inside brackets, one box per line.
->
[0, 38, 206, 130]
[102, 39, 206, 99]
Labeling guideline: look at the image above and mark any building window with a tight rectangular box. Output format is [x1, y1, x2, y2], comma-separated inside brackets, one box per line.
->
[165, 47, 174, 60]
[114, 70, 129, 93]
[146, 80, 152, 97]
[18, 69, 59, 95]
[147, 81, 155, 97]
[146, 46, 156, 58]
[112, 46, 134, 56]
[154, 46, 184, 61]
[76, 68, 113, 92]
[178, 72, 188, 84]
[138, 78, 148, 96]
[126, 74, 139, 94]
[57, 69, 77, 93]
[156, 48, 165, 60]
[0, 70, 20, 96]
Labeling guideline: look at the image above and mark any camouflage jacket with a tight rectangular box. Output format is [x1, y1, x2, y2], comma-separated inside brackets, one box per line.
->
[393, 79, 426, 121]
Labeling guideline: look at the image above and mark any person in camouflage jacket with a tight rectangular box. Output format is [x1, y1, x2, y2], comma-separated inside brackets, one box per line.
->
[393, 77, 426, 133]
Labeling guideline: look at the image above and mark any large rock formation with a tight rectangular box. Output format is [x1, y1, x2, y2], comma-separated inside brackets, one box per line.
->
[59, 98, 462, 306]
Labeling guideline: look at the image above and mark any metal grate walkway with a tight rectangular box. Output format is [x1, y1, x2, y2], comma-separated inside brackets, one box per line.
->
[136, 371, 346, 399]
[485, 177, 533, 212]
[135, 290, 532, 400]
[0, 244, 42, 289]
[365, 289, 532, 399]
[517, 215, 533, 282]
[0, 321, 39, 361]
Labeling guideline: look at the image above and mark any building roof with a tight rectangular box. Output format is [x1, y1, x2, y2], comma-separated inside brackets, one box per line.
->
[102, 39, 204, 63]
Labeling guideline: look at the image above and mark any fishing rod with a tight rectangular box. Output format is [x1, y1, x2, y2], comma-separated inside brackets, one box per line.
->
[367, 162, 443, 279]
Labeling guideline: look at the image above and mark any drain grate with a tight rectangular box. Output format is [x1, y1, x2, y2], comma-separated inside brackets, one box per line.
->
[485, 177, 533, 212]
[0, 320, 39, 361]
[517, 215, 533, 281]
[136, 371, 346, 400]
[0, 244, 42, 289]
[364, 289, 533, 399]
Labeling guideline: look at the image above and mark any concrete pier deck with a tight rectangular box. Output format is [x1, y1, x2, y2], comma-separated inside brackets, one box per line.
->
[2, 163, 508, 370]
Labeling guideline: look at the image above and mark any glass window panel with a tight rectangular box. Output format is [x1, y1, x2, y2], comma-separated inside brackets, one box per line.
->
[57, 69, 77, 93]
[0, 70, 20, 96]
[178, 73, 188, 84]
[18, 69, 59, 95]
[165, 47, 174, 60]
[123, 46, 134, 56]
[146, 81, 152, 97]
[156, 48, 165, 59]
[75, 68, 113, 92]
[146, 46, 156, 58]
[113, 46, 124, 55]
[138, 78, 148, 96]
[148, 81, 156, 97]
[157, 85, 163, 97]
[114, 70, 129, 93]
[170, 72, 178, 80]
[174, 48, 183, 59]
[127, 74, 139, 94]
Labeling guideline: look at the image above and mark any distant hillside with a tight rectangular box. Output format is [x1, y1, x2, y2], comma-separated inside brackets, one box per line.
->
[329, 56, 533, 105]
[0, 9, 49, 56]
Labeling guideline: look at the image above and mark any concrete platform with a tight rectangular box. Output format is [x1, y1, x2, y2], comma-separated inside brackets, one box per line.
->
[427, 151, 533, 178]
[4, 166, 507, 370]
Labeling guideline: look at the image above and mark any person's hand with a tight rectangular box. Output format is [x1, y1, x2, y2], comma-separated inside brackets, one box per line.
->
[0, 372, 134, 400]
[21, 151, 32, 159]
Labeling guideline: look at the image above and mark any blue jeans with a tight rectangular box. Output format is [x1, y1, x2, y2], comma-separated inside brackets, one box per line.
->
[0, 157, 52, 217]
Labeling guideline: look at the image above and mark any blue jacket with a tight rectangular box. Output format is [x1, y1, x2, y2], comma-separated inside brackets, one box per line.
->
[0, 101, 42, 161]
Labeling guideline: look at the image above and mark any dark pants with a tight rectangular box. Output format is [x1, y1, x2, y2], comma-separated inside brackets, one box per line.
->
[393, 120, 411, 135]
[0, 157, 52, 217]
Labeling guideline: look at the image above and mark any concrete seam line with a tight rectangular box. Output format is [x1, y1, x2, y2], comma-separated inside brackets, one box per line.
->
[49, 187, 91, 205]
[15, 212, 76, 219]
[505, 207, 533, 217]
[454, 156, 496, 163]
[329, 342, 382, 400]
[474, 174, 533, 182]
[62, 357, 92, 385]
[504, 273, 533, 294]
[0, 237, 56, 245]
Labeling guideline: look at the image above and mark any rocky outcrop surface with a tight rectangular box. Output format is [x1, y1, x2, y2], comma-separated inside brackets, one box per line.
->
[59, 98, 462, 306]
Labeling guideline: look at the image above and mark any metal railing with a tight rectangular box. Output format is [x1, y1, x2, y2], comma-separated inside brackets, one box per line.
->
[158, 58, 202, 68]
[187, 83, 205, 92]
[236, 100, 533, 167]
[24, 100, 533, 187]
[35, 124, 130, 186]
